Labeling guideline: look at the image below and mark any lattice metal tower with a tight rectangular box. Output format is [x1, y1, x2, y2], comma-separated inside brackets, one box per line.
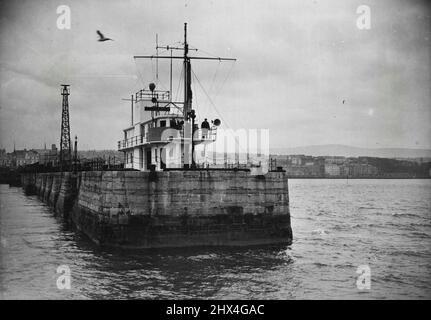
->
[59, 84, 71, 163]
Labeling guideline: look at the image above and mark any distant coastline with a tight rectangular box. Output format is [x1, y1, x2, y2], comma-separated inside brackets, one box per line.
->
[270, 144, 431, 159]
[271, 153, 430, 179]
[1, 146, 430, 180]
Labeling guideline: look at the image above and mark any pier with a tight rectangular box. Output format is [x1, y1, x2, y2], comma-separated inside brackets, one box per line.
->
[21, 169, 292, 248]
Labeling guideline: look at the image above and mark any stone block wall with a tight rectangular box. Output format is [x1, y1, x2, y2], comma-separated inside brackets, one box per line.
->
[21, 170, 292, 248]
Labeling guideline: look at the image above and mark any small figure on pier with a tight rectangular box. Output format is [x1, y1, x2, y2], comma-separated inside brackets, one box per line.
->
[201, 118, 210, 129]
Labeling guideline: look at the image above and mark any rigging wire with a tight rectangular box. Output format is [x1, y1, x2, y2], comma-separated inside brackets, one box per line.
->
[175, 64, 184, 102]
[208, 61, 221, 95]
[191, 69, 200, 120]
[151, 58, 170, 92]
[191, 68, 228, 128]
[135, 55, 172, 92]
[133, 59, 148, 88]
[188, 45, 219, 58]
[191, 68, 248, 155]
[213, 61, 235, 101]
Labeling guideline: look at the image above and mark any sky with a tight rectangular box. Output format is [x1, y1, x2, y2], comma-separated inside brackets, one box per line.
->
[0, 0, 430, 152]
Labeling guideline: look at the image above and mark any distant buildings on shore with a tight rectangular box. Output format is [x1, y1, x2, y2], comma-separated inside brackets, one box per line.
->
[1, 147, 430, 178]
[0, 147, 123, 170]
[271, 154, 431, 178]
[0, 144, 58, 168]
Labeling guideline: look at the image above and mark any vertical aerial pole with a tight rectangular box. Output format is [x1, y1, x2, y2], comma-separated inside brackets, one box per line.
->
[170, 48, 173, 101]
[59, 84, 71, 169]
[156, 34, 159, 82]
[121, 95, 134, 126]
[182, 23, 188, 168]
[184, 23, 193, 115]
[131, 94, 134, 126]
[182, 23, 196, 168]
[183, 22, 189, 120]
[73, 135, 78, 173]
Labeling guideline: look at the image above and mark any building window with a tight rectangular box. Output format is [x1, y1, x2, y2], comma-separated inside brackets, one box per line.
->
[160, 120, 166, 127]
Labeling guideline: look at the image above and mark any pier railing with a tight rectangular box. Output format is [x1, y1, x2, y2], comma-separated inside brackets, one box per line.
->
[19, 157, 128, 173]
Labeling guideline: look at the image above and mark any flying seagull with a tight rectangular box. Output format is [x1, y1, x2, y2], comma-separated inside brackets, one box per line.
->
[97, 30, 113, 42]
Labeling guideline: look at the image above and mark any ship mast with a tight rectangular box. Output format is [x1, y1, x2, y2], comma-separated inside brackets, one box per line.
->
[183, 23, 196, 167]
[133, 23, 236, 168]
[183, 22, 189, 119]
[134, 23, 236, 114]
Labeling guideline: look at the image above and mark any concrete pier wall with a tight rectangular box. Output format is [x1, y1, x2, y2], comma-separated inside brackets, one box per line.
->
[48, 173, 62, 208]
[21, 170, 292, 248]
[22, 172, 37, 195]
[55, 172, 77, 219]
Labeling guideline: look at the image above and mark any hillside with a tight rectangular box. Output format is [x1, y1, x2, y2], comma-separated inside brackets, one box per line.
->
[271, 144, 431, 158]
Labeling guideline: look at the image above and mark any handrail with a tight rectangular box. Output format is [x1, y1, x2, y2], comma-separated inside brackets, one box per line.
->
[118, 127, 218, 150]
[118, 135, 146, 150]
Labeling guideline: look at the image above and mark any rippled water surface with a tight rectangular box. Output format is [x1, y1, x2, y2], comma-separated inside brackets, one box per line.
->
[1, 179, 430, 299]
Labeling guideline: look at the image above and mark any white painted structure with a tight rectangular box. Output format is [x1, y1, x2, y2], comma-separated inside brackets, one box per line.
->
[118, 24, 233, 172]
[118, 88, 218, 171]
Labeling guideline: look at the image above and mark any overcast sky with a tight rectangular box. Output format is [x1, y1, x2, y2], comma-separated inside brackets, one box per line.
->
[0, 0, 430, 151]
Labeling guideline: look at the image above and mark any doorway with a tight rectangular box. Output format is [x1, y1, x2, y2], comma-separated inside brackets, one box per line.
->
[146, 149, 152, 170]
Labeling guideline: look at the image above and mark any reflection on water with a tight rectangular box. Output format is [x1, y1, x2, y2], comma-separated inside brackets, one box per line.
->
[0, 179, 430, 299]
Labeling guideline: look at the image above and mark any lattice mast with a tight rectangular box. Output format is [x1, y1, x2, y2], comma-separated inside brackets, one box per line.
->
[59, 84, 71, 164]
